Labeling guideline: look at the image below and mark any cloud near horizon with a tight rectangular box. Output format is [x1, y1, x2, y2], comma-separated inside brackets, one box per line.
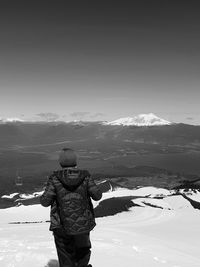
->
[70, 112, 90, 118]
[90, 112, 105, 119]
[36, 112, 60, 121]
[69, 112, 105, 120]
[186, 117, 194, 121]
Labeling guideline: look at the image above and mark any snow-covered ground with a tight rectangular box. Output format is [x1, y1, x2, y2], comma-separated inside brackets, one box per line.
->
[1, 187, 200, 267]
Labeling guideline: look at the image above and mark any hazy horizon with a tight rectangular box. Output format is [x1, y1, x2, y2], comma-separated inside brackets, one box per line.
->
[0, 1, 200, 124]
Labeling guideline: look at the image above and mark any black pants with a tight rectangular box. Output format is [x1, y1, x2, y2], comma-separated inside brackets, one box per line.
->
[53, 228, 91, 267]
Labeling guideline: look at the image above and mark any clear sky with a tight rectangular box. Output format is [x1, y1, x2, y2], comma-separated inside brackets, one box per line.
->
[0, 1, 199, 124]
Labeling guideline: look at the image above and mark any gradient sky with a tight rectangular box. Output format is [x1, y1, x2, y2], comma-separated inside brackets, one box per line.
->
[0, 1, 200, 124]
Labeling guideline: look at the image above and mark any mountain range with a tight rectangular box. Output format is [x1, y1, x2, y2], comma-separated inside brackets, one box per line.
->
[0, 117, 199, 148]
[0, 113, 172, 126]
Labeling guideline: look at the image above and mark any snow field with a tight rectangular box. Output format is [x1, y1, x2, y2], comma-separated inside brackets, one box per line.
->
[0, 206, 200, 266]
[1, 186, 200, 266]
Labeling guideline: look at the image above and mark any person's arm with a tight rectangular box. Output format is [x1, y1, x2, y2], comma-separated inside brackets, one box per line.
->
[87, 174, 102, 201]
[40, 175, 56, 207]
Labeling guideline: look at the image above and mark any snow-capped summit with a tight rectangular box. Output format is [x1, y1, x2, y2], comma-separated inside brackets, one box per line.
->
[107, 113, 171, 126]
[3, 118, 25, 123]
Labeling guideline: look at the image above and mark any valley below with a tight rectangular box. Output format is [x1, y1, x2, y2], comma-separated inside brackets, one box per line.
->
[0, 121, 200, 201]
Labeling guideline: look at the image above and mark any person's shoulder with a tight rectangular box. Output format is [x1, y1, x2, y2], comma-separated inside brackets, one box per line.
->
[78, 169, 91, 178]
[48, 170, 61, 181]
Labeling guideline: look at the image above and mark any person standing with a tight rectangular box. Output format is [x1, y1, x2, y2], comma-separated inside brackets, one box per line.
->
[40, 148, 102, 267]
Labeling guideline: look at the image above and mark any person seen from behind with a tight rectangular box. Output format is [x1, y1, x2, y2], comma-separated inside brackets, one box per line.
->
[40, 148, 102, 267]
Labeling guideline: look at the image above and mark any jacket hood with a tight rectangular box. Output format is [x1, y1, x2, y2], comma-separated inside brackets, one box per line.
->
[54, 168, 86, 191]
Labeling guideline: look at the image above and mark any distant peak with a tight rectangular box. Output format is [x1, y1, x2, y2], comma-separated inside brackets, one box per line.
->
[107, 113, 171, 126]
[0, 118, 25, 123]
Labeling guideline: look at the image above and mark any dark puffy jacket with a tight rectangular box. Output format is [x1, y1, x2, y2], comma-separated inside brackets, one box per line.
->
[40, 168, 102, 235]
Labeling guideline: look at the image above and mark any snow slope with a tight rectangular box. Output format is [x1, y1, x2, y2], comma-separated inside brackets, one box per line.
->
[0, 187, 200, 267]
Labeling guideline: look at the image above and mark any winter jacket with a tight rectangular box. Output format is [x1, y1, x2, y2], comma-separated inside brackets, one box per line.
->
[40, 168, 102, 235]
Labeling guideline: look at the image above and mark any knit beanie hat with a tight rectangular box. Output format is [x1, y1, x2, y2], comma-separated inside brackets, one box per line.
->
[59, 148, 77, 168]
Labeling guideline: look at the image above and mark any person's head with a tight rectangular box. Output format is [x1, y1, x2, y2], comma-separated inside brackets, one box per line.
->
[59, 148, 77, 168]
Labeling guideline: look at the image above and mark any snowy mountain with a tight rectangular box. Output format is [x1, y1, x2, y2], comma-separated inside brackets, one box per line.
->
[0, 117, 25, 123]
[0, 113, 172, 126]
[107, 113, 171, 126]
